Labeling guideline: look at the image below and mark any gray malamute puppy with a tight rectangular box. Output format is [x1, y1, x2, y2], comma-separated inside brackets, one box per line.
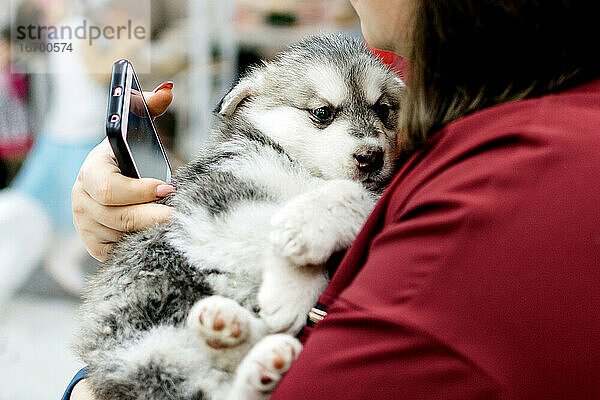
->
[75, 34, 404, 400]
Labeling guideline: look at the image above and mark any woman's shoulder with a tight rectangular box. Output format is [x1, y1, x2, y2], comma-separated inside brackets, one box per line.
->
[384, 77, 600, 218]
[409, 77, 600, 170]
[438, 77, 600, 148]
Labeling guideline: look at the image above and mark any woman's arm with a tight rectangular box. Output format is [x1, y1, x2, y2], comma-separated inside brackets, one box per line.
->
[70, 380, 94, 400]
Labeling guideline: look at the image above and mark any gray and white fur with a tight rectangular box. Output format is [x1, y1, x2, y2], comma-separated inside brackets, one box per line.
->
[75, 34, 405, 400]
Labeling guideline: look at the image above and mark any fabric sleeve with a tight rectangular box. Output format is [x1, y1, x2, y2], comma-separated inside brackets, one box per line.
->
[271, 298, 500, 399]
[61, 367, 89, 400]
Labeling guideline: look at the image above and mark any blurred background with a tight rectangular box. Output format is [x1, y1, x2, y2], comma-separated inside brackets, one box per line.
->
[0, 0, 360, 398]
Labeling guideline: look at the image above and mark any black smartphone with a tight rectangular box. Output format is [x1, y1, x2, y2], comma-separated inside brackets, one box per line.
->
[106, 59, 172, 183]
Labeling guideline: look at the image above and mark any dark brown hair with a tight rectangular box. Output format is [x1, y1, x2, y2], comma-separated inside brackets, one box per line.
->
[401, 0, 600, 150]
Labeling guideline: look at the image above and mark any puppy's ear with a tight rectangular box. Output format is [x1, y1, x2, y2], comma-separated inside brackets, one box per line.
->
[217, 71, 265, 117]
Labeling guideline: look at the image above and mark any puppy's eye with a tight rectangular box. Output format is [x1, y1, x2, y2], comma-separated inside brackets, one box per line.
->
[311, 106, 333, 123]
[374, 103, 391, 121]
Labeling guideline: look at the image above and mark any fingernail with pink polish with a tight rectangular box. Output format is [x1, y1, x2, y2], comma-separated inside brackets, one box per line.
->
[153, 81, 174, 93]
[156, 184, 176, 197]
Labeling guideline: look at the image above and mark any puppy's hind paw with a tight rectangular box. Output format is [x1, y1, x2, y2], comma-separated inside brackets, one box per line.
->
[235, 334, 302, 393]
[186, 295, 251, 349]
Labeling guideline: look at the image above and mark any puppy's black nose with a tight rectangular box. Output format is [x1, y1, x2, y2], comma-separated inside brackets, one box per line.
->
[354, 150, 384, 173]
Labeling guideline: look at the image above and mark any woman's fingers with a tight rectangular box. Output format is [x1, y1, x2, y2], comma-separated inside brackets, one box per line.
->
[72, 182, 173, 261]
[75, 187, 173, 233]
[77, 138, 174, 206]
[72, 138, 175, 261]
[101, 202, 173, 233]
[145, 81, 173, 118]
[74, 221, 123, 262]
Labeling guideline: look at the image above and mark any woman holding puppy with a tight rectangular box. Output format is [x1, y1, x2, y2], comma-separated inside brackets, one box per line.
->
[69, 0, 600, 398]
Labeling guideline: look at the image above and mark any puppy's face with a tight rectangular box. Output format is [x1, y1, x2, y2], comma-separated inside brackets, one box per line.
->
[219, 35, 405, 191]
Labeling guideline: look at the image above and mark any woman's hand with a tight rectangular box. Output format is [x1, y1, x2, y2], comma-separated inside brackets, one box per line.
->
[72, 83, 175, 261]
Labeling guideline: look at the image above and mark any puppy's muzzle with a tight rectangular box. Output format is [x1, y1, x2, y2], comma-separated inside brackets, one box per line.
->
[353, 149, 384, 173]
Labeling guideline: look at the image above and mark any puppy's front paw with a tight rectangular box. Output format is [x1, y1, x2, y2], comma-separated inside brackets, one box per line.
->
[270, 180, 375, 266]
[187, 295, 250, 349]
[269, 200, 335, 266]
[235, 334, 302, 393]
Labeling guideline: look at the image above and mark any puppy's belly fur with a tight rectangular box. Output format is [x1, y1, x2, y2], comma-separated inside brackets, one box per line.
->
[169, 201, 280, 304]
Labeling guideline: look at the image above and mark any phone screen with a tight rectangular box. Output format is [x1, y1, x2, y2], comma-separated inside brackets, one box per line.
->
[121, 64, 171, 183]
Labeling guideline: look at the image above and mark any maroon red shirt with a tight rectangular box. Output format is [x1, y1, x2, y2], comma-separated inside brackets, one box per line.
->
[271, 75, 600, 399]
